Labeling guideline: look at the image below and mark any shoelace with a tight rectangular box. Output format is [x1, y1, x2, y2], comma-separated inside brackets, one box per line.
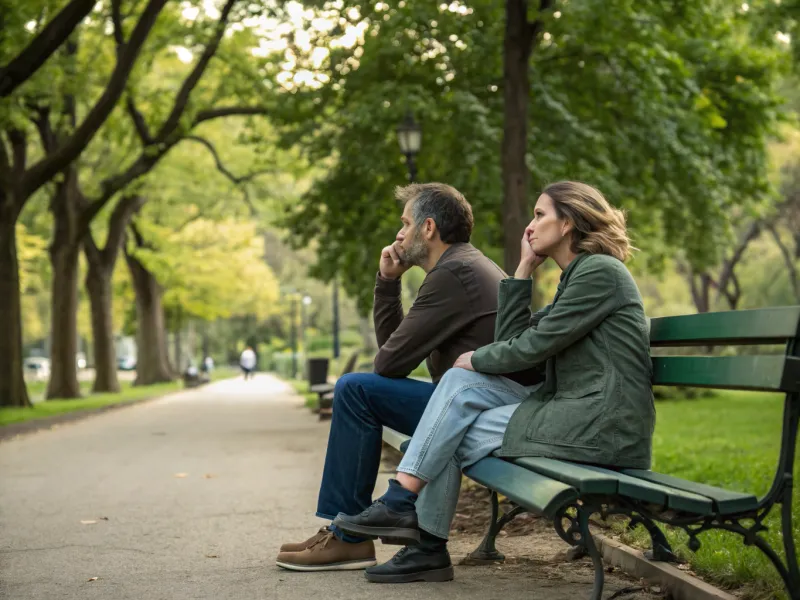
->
[391, 546, 412, 563]
[307, 531, 336, 552]
[359, 499, 385, 517]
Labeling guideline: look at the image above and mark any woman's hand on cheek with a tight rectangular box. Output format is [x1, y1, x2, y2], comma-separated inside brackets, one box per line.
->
[453, 351, 475, 371]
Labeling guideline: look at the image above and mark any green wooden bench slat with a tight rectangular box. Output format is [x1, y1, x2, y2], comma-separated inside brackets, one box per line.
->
[512, 457, 619, 495]
[464, 457, 579, 519]
[649, 306, 800, 347]
[652, 355, 799, 393]
[579, 465, 714, 515]
[621, 469, 759, 515]
[382, 427, 410, 452]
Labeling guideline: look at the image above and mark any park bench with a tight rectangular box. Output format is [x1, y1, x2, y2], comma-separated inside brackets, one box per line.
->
[310, 351, 360, 419]
[382, 306, 800, 600]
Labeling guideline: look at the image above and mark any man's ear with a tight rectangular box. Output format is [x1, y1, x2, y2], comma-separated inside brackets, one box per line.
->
[423, 217, 437, 240]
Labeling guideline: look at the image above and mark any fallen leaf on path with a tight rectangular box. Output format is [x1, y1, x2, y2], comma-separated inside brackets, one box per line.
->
[81, 520, 97, 525]
[205, 554, 219, 558]
[87, 577, 98, 582]
[99, 517, 109, 520]
[174, 473, 188, 478]
[203, 474, 215, 479]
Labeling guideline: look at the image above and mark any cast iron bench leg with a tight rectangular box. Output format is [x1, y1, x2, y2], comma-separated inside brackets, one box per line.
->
[466, 490, 526, 563]
[578, 506, 604, 600]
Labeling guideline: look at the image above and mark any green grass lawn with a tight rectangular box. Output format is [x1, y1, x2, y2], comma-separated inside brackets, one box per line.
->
[3, 366, 240, 428]
[619, 390, 797, 599]
[0, 380, 182, 427]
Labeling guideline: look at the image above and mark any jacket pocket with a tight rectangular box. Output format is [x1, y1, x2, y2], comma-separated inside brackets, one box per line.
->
[525, 386, 604, 450]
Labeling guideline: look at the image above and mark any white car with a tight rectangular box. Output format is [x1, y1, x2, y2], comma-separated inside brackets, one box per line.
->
[23, 357, 51, 382]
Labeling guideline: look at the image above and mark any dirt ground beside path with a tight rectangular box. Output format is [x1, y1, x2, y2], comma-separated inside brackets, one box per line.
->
[1, 374, 663, 600]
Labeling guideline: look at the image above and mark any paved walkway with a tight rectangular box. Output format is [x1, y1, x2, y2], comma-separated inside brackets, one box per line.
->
[0, 375, 656, 600]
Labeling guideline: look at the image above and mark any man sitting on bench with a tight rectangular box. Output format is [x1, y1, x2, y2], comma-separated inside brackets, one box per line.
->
[276, 183, 541, 572]
[332, 181, 656, 583]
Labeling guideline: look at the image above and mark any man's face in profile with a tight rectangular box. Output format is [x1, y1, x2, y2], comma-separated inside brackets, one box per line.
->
[396, 201, 429, 267]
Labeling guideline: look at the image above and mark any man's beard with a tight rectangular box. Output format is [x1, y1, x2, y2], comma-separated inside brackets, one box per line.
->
[400, 228, 429, 267]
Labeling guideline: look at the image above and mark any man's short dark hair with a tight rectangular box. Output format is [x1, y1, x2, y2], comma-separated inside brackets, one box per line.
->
[395, 183, 473, 244]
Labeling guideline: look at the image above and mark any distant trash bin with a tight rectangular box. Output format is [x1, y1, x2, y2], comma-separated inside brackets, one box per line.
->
[307, 358, 329, 387]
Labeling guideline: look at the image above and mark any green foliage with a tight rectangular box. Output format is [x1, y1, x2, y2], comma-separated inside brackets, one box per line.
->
[271, 0, 785, 312]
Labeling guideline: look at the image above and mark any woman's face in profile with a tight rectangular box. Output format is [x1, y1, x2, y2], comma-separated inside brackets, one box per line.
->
[527, 193, 568, 256]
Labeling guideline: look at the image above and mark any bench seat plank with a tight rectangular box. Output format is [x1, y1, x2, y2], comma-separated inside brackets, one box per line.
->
[621, 469, 759, 515]
[383, 427, 411, 452]
[512, 457, 619, 495]
[579, 465, 714, 515]
[464, 457, 579, 519]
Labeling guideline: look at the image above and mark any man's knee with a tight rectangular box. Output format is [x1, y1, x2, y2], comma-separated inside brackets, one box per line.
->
[332, 372, 381, 410]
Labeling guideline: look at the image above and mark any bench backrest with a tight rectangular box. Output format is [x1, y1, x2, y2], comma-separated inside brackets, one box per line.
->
[648, 307, 800, 393]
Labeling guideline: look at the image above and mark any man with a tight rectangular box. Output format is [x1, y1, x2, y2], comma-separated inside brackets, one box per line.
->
[276, 183, 533, 573]
[240, 346, 256, 380]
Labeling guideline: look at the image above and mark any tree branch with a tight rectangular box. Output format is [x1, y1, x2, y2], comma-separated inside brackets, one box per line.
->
[127, 97, 153, 143]
[714, 220, 761, 306]
[528, 0, 555, 44]
[99, 194, 147, 267]
[184, 135, 272, 184]
[80, 136, 181, 231]
[767, 223, 800, 301]
[7, 129, 27, 176]
[17, 0, 168, 210]
[184, 135, 269, 215]
[193, 106, 271, 126]
[153, 0, 239, 142]
[0, 0, 96, 97]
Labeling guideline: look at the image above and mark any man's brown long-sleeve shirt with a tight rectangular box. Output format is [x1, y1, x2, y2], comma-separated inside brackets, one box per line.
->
[373, 243, 541, 385]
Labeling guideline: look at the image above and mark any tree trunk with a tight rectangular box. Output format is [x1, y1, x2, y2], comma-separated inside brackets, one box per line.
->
[502, 0, 533, 276]
[85, 261, 120, 393]
[47, 240, 81, 399]
[0, 216, 31, 407]
[125, 246, 173, 385]
[46, 166, 81, 400]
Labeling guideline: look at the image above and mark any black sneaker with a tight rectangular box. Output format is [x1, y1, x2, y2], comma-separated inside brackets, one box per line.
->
[365, 545, 454, 583]
[332, 500, 420, 545]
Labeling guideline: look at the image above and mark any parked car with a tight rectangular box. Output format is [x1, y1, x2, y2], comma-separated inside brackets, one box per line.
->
[23, 357, 51, 382]
[118, 356, 136, 371]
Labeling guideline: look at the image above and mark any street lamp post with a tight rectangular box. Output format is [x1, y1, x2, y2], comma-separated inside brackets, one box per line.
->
[396, 110, 422, 183]
[332, 279, 340, 360]
[301, 294, 312, 377]
[289, 295, 298, 379]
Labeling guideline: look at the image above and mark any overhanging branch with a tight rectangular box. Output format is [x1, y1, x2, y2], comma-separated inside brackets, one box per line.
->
[0, 0, 96, 97]
[153, 0, 239, 142]
[193, 106, 271, 125]
[17, 0, 168, 208]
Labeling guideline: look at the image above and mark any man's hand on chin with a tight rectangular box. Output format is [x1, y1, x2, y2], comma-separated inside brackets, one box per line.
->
[379, 242, 411, 280]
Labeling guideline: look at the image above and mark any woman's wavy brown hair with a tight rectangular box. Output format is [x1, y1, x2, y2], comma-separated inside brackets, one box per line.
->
[543, 181, 634, 262]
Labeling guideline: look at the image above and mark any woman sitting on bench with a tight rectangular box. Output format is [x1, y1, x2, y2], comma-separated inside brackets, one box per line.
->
[333, 180, 656, 583]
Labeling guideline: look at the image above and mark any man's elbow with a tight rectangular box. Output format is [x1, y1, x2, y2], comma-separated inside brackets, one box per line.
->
[373, 353, 411, 379]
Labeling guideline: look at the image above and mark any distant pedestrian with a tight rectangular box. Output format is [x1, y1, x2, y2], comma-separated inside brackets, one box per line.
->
[240, 347, 256, 380]
[202, 355, 215, 374]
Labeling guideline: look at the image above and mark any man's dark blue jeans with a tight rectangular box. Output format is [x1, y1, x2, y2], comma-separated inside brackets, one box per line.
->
[316, 373, 436, 520]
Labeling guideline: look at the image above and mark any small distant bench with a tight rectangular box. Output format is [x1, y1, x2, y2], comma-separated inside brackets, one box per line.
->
[310, 352, 362, 419]
[383, 306, 800, 600]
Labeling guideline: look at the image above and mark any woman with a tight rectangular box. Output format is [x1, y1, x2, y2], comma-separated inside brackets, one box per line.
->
[334, 181, 655, 583]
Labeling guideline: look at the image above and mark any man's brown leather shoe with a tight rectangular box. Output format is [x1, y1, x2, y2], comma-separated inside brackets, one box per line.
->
[276, 530, 377, 572]
[280, 527, 331, 553]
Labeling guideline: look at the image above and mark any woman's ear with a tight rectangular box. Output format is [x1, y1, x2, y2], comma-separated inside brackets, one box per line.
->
[561, 219, 574, 238]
